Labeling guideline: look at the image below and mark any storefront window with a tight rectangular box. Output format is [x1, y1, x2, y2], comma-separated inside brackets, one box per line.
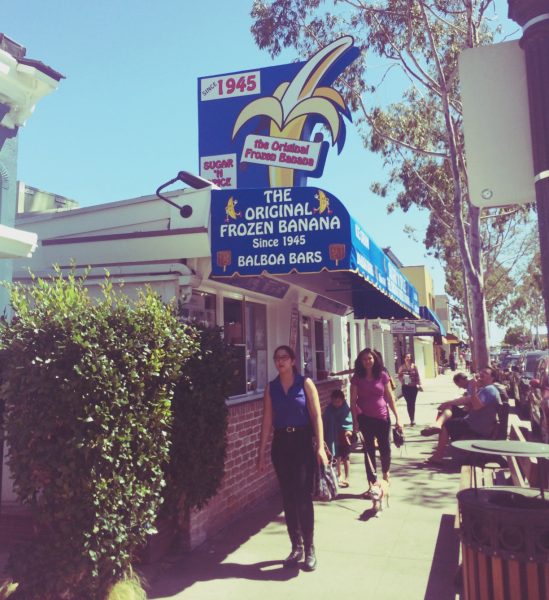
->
[323, 320, 332, 374]
[223, 298, 267, 396]
[302, 316, 313, 378]
[314, 319, 325, 372]
[346, 321, 352, 372]
[179, 291, 216, 326]
[301, 316, 332, 380]
[245, 301, 267, 392]
[314, 319, 331, 379]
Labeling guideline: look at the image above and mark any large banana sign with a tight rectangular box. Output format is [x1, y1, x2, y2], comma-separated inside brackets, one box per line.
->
[198, 37, 359, 189]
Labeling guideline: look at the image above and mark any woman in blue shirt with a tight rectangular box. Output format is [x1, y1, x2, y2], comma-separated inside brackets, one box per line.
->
[258, 345, 327, 572]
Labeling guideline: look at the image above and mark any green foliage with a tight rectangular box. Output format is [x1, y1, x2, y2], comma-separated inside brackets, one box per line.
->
[164, 322, 236, 515]
[503, 325, 530, 348]
[0, 270, 198, 599]
[493, 249, 544, 330]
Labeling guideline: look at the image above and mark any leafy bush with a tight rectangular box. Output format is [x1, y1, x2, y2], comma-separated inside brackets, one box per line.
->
[0, 270, 198, 599]
[164, 323, 236, 516]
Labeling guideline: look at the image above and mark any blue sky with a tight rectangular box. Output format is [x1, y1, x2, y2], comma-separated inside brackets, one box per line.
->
[3, 1, 518, 341]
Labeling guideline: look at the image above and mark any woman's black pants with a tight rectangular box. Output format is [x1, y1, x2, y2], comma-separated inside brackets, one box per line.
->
[271, 427, 315, 547]
[357, 414, 391, 484]
[401, 384, 419, 423]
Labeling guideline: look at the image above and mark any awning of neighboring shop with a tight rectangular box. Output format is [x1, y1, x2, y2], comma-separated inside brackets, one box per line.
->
[389, 317, 441, 337]
[443, 332, 461, 344]
[419, 305, 446, 336]
[0, 224, 38, 258]
[208, 186, 420, 319]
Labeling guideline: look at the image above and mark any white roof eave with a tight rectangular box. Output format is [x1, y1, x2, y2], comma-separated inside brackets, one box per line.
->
[0, 224, 38, 258]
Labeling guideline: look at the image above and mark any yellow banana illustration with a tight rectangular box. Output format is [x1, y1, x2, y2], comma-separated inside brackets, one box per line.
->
[232, 37, 353, 187]
[225, 197, 241, 222]
[313, 190, 332, 215]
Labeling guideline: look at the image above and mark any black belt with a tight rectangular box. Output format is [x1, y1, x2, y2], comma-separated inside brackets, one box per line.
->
[275, 426, 310, 433]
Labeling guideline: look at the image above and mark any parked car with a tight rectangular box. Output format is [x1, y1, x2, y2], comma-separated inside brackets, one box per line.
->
[498, 353, 521, 394]
[527, 354, 549, 443]
[512, 350, 548, 418]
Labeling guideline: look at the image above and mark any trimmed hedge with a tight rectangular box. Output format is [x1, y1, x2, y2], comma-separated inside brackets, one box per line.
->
[164, 323, 236, 516]
[0, 271, 198, 599]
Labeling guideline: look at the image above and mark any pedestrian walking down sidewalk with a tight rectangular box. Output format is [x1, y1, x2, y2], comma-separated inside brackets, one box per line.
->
[141, 372, 462, 600]
[257, 345, 328, 572]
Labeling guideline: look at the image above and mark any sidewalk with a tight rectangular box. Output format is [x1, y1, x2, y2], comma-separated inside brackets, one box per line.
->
[139, 371, 463, 600]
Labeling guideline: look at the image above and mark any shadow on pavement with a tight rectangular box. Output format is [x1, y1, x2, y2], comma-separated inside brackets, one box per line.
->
[146, 559, 299, 597]
[139, 495, 300, 598]
[358, 507, 380, 522]
[424, 514, 460, 600]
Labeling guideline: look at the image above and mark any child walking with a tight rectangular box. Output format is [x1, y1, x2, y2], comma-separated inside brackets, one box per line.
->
[323, 389, 353, 487]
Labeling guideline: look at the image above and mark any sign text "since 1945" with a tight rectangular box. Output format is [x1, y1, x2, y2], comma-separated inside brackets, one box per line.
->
[200, 71, 261, 102]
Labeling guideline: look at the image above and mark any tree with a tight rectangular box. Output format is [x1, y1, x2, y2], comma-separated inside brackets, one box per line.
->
[250, 0, 515, 368]
[503, 325, 530, 348]
[495, 248, 544, 336]
[442, 218, 538, 329]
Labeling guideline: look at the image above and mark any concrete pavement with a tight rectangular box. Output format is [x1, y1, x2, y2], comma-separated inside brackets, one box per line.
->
[140, 371, 465, 600]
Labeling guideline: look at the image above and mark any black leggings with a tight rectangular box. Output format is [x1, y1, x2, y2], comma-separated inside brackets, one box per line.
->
[358, 414, 391, 484]
[271, 428, 315, 546]
[401, 384, 419, 423]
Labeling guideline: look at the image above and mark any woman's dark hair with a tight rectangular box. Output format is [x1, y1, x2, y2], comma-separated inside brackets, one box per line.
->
[354, 348, 382, 380]
[273, 345, 295, 361]
[372, 349, 385, 368]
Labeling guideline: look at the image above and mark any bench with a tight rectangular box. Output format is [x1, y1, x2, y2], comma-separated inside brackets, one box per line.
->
[507, 422, 547, 489]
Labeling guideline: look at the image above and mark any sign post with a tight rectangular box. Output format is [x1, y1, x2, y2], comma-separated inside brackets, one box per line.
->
[508, 1, 549, 343]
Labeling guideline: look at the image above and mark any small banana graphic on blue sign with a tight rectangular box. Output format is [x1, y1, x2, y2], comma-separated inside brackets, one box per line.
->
[313, 190, 332, 215]
[224, 197, 242, 223]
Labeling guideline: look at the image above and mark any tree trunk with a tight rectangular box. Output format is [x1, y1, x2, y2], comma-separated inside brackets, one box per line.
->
[467, 204, 490, 369]
[446, 157, 490, 371]
[461, 270, 473, 346]
[467, 272, 490, 370]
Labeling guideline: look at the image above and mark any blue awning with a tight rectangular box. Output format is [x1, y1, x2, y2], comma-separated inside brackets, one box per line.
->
[419, 306, 446, 336]
[209, 186, 420, 319]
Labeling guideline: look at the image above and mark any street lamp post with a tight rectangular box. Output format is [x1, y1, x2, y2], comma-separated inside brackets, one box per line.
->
[508, 1, 549, 342]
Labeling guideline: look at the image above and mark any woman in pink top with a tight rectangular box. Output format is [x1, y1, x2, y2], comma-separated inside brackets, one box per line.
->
[350, 348, 402, 492]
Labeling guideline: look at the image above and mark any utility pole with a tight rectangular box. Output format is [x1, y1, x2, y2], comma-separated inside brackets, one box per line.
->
[508, 1, 549, 342]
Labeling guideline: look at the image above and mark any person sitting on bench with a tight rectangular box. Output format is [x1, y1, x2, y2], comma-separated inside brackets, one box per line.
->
[420, 372, 474, 437]
[425, 367, 501, 465]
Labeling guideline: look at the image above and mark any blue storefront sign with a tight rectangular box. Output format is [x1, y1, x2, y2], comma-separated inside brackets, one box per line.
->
[210, 186, 419, 318]
[198, 37, 359, 190]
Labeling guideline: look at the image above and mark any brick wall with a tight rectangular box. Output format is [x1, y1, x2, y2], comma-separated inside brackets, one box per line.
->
[180, 378, 343, 550]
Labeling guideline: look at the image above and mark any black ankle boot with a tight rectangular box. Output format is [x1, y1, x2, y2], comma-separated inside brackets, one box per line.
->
[303, 545, 317, 571]
[283, 543, 304, 568]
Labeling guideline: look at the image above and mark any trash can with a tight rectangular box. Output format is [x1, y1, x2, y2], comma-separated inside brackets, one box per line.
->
[457, 487, 549, 600]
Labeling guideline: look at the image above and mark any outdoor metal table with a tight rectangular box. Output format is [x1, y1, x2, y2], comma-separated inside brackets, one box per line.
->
[452, 439, 549, 498]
